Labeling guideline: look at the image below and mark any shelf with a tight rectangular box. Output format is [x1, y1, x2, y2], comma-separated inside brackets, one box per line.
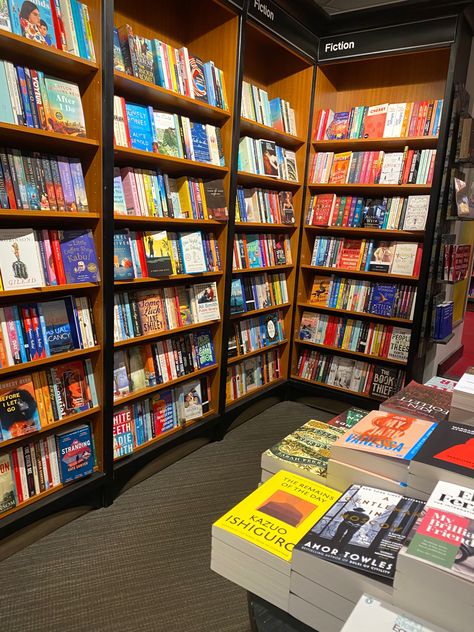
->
[0, 122, 99, 154]
[114, 145, 228, 176]
[294, 338, 407, 366]
[308, 183, 431, 193]
[114, 214, 224, 227]
[227, 340, 288, 365]
[225, 378, 286, 409]
[114, 271, 223, 287]
[114, 319, 220, 349]
[301, 265, 419, 282]
[297, 302, 413, 325]
[0, 30, 99, 79]
[440, 277, 466, 285]
[240, 117, 305, 149]
[445, 215, 474, 222]
[312, 136, 438, 152]
[237, 171, 301, 189]
[431, 332, 455, 345]
[234, 265, 293, 275]
[0, 346, 100, 377]
[0, 210, 100, 224]
[0, 407, 101, 452]
[113, 364, 218, 407]
[230, 303, 291, 320]
[290, 374, 383, 401]
[0, 282, 99, 300]
[305, 225, 424, 240]
[235, 222, 298, 231]
[114, 71, 231, 124]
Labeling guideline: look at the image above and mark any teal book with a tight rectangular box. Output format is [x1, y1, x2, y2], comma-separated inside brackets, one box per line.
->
[44, 77, 86, 136]
[0, 61, 14, 124]
[8, 0, 56, 46]
[246, 234, 263, 268]
[125, 102, 154, 152]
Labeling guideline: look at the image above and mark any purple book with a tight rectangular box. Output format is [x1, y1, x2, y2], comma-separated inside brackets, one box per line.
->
[68, 158, 89, 212]
[57, 157, 77, 212]
[58, 229, 100, 283]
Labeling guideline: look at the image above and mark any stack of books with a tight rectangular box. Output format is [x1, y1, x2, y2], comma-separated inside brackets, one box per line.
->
[236, 187, 296, 225]
[241, 81, 297, 135]
[238, 137, 298, 181]
[433, 301, 453, 341]
[449, 368, 474, 423]
[442, 243, 472, 281]
[380, 380, 452, 423]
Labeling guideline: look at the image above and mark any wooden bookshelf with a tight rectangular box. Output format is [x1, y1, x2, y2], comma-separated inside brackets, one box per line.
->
[297, 302, 413, 325]
[235, 222, 298, 231]
[312, 136, 439, 151]
[294, 338, 408, 366]
[230, 303, 291, 320]
[237, 171, 301, 189]
[239, 117, 306, 148]
[308, 183, 432, 193]
[114, 270, 224, 287]
[113, 214, 222, 227]
[300, 265, 419, 282]
[114, 319, 220, 348]
[227, 340, 288, 365]
[305, 225, 424, 240]
[114, 145, 229, 176]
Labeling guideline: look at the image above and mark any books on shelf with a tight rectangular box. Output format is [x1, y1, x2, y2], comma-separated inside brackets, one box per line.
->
[308, 275, 417, 320]
[226, 348, 281, 401]
[56, 422, 94, 482]
[380, 380, 451, 423]
[114, 24, 228, 110]
[310, 149, 436, 185]
[230, 273, 288, 315]
[233, 233, 292, 270]
[236, 187, 296, 225]
[314, 99, 444, 141]
[240, 80, 297, 135]
[229, 310, 284, 358]
[442, 243, 471, 281]
[238, 136, 298, 181]
[299, 311, 411, 361]
[112, 327, 215, 400]
[433, 300, 453, 341]
[113, 281, 220, 342]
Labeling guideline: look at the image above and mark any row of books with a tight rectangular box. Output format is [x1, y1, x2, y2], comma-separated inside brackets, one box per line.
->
[314, 100, 444, 141]
[0, 60, 86, 135]
[0, 228, 98, 290]
[241, 80, 297, 135]
[0, 295, 96, 368]
[311, 237, 422, 277]
[433, 300, 453, 341]
[114, 167, 227, 221]
[1, 0, 96, 60]
[0, 149, 88, 212]
[307, 194, 429, 231]
[114, 229, 221, 280]
[113, 281, 220, 343]
[299, 311, 411, 362]
[309, 276, 417, 320]
[0, 360, 97, 442]
[229, 311, 284, 358]
[0, 423, 95, 512]
[233, 233, 292, 270]
[113, 330, 216, 400]
[113, 97, 225, 165]
[114, 25, 228, 110]
[225, 348, 281, 402]
[295, 348, 405, 399]
[236, 187, 296, 225]
[310, 149, 436, 185]
[238, 137, 298, 182]
[442, 243, 472, 281]
[230, 273, 289, 315]
[113, 376, 212, 460]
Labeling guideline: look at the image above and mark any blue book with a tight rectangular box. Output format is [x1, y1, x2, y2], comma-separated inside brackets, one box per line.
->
[113, 28, 124, 71]
[37, 298, 77, 354]
[352, 198, 365, 227]
[203, 62, 216, 107]
[132, 401, 145, 445]
[113, 230, 135, 280]
[8, 0, 56, 46]
[193, 329, 215, 368]
[151, 40, 166, 88]
[125, 102, 154, 152]
[56, 424, 95, 483]
[59, 230, 100, 283]
[230, 278, 246, 314]
[364, 241, 375, 271]
[432, 100, 443, 136]
[190, 122, 210, 163]
[70, 0, 87, 59]
[16, 66, 34, 127]
[368, 283, 397, 317]
[0, 62, 14, 124]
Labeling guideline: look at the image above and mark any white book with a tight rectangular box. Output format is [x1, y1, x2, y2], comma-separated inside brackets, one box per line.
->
[0, 229, 45, 289]
[403, 195, 430, 230]
[384, 103, 407, 137]
[379, 152, 404, 184]
[206, 125, 220, 165]
[390, 242, 419, 276]
[191, 282, 220, 322]
[387, 327, 411, 361]
[179, 232, 207, 274]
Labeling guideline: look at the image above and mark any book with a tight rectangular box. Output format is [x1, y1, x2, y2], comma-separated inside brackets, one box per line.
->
[369, 241, 394, 273]
[390, 243, 419, 276]
[192, 282, 220, 321]
[0, 374, 41, 440]
[39, 298, 77, 354]
[424, 376, 457, 392]
[370, 366, 403, 399]
[368, 284, 398, 317]
[0, 453, 15, 512]
[152, 110, 181, 157]
[309, 277, 330, 306]
[125, 102, 153, 152]
[386, 327, 411, 362]
[113, 406, 134, 459]
[179, 232, 207, 274]
[113, 230, 135, 281]
[402, 195, 430, 231]
[381, 380, 451, 423]
[325, 111, 350, 140]
[44, 77, 86, 136]
[230, 278, 245, 315]
[8, 0, 57, 46]
[143, 231, 173, 277]
[0, 228, 44, 289]
[56, 423, 94, 482]
[361, 199, 387, 228]
[59, 229, 100, 283]
[362, 104, 389, 139]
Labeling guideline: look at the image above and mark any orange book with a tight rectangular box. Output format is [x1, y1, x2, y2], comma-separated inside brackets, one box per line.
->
[38, 370, 55, 425]
[31, 372, 48, 428]
[328, 152, 353, 184]
[362, 103, 388, 138]
[400, 102, 413, 137]
[309, 276, 331, 305]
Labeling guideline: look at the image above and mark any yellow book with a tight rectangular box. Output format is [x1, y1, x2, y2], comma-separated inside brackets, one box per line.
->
[176, 177, 192, 218]
[32, 371, 48, 428]
[342, 319, 354, 348]
[167, 45, 179, 92]
[335, 279, 346, 308]
[199, 180, 208, 219]
[142, 171, 155, 216]
[400, 102, 413, 137]
[212, 470, 341, 562]
[356, 239, 366, 270]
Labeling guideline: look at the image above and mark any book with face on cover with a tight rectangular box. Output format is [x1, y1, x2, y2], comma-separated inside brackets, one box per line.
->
[191, 282, 220, 322]
[0, 228, 44, 289]
[0, 374, 41, 440]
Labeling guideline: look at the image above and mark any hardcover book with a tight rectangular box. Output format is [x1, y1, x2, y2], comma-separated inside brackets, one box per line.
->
[39, 298, 77, 354]
[309, 277, 330, 306]
[387, 327, 411, 362]
[152, 110, 181, 157]
[59, 230, 100, 283]
[390, 243, 419, 277]
[0, 374, 41, 440]
[325, 111, 350, 140]
[125, 102, 154, 152]
[402, 195, 430, 231]
[381, 380, 452, 423]
[143, 231, 173, 277]
[368, 283, 398, 317]
[8, 0, 56, 46]
[261, 140, 278, 177]
[136, 291, 166, 334]
[113, 230, 135, 281]
[44, 78, 86, 136]
[192, 282, 220, 322]
[362, 199, 387, 228]
[369, 241, 394, 273]
[362, 104, 389, 139]
[51, 360, 92, 416]
[179, 232, 207, 274]
[113, 406, 134, 459]
[0, 453, 15, 513]
[0, 228, 44, 289]
[370, 366, 403, 399]
[310, 194, 336, 226]
[327, 407, 369, 429]
[56, 423, 95, 483]
[203, 179, 228, 221]
[299, 312, 318, 341]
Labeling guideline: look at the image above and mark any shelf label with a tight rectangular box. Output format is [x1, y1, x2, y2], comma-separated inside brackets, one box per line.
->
[319, 16, 457, 61]
[248, 0, 317, 60]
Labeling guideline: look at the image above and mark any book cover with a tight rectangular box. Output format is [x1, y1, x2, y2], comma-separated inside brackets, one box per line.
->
[113, 406, 134, 459]
[261, 140, 279, 177]
[411, 421, 474, 479]
[51, 360, 92, 416]
[261, 311, 281, 345]
[178, 378, 204, 422]
[193, 282, 220, 321]
[391, 243, 419, 277]
[179, 232, 207, 274]
[369, 241, 394, 273]
[113, 27, 125, 71]
[328, 407, 369, 429]
[59, 229, 100, 283]
[402, 195, 430, 231]
[379, 152, 404, 184]
[194, 329, 215, 368]
[230, 278, 246, 314]
[0, 453, 15, 513]
[278, 191, 295, 225]
[0, 228, 44, 289]
[309, 277, 330, 306]
[203, 179, 228, 221]
[136, 290, 167, 335]
[246, 234, 263, 268]
[325, 111, 350, 140]
[424, 376, 457, 392]
[113, 230, 135, 281]
[56, 423, 95, 482]
[329, 152, 352, 184]
[44, 77, 86, 136]
[381, 380, 452, 423]
[368, 284, 398, 317]
[113, 349, 129, 398]
[387, 327, 411, 362]
[143, 231, 173, 277]
[362, 199, 387, 228]
[8, 0, 56, 46]
[213, 470, 341, 562]
[125, 102, 153, 152]
[339, 240, 363, 270]
[362, 104, 389, 139]
[310, 194, 336, 226]
[152, 110, 181, 157]
[0, 374, 41, 439]
[295, 484, 423, 579]
[190, 122, 210, 163]
[39, 298, 76, 354]
[370, 366, 403, 399]
[299, 311, 318, 341]
[188, 56, 207, 103]
[0, 0, 11, 32]
[151, 389, 177, 436]
[285, 151, 298, 182]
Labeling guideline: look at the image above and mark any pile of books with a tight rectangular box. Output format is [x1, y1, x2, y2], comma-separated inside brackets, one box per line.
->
[233, 233, 292, 270]
[442, 243, 472, 281]
[1, 0, 95, 60]
[433, 300, 453, 341]
[307, 194, 429, 231]
[241, 81, 297, 135]
[236, 187, 296, 225]
[449, 368, 474, 423]
[230, 273, 289, 315]
[114, 25, 228, 109]
[238, 137, 298, 181]
[314, 100, 444, 141]
[310, 149, 436, 185]
[226, 348, 281, 401]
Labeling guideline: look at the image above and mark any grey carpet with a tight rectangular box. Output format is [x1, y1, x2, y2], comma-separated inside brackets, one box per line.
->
[0, 401, 332, 632]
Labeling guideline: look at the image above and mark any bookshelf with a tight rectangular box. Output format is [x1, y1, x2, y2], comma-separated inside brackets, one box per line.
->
[0, 0, 105, 533]
[291, 47, 451, 403]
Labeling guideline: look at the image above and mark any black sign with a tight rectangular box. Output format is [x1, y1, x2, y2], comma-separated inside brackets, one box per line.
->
[319, 15, 457, 62]
[248, 0, 317, 60]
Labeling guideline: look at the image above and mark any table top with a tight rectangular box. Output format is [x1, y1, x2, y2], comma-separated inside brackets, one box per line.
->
[248, 593, 317, 632]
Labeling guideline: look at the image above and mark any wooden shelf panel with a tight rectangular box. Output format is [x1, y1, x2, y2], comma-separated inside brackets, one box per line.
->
[0, 30, 99, 79]
[114, 319, 220, 349]
[238, 171, 301, 189]
[233, 265, 293, 275]
[240, 117, 305, 148]
[231, 303, 291, 320]
[227, 339, 288, 365]
[294, 338, 407, 366]
[301, 265, 419, 283]
[114, 271, 223, 287]
[235, 222, 297, 231]
[291, 374, 383, 402]
[225, 378, 286, 409]
[113, 364, 218, 407]
[297, 303, 413, 325]
[0, 210, 100, 224]
[114, 71, 231, 124]
[0, 346, 100, 377]
[312, 136, 438, 151]
[305, 225, 424, 240]
[114, 214, 224, 227]
[0, 123, 99, 154]
[0, 282, 99, 300]
[308, 183, 431, 193]
[114, 145, 228, 176]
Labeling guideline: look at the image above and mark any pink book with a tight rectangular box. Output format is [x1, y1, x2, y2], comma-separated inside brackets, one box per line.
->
[121, 167, 141, 215]
[3, 306, 22, 364]
[41, 229, 58, 285]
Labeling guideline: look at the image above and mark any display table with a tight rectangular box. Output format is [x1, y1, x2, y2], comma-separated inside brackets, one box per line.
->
[248, 593, 317, 632]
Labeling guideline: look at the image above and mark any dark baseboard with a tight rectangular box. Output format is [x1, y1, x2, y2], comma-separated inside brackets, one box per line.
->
[438, 344, 464, 375]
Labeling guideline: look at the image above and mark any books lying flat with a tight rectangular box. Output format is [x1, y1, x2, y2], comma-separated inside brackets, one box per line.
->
[451, 369, 474, 420]
[291, 570, 355, 620]
[288, 594, 344, 632]
[380, 380, 452, 423]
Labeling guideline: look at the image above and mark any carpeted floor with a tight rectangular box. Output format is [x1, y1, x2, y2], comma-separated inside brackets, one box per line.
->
[0, 401, 331, 632]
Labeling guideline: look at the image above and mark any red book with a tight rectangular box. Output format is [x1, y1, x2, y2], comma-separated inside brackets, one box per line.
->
[341, 196, 353, 226]
[311, 194, 337, 226]
[415, 101, 428, 137]
[414, 244, 423, 277]
[51, 0, 67, 51]
[408, 102, 421, 137]
[359, 151, 371, 184]
[400, 149, 414, 184]
[338, 239, 362, 270]
[29, 307, 46, 360]
[135, 232, 148, 276]
[427, 152, 436, 184]
[20, 307, 37, 362]
[11, 449, 23, 504]
[313, 110, 323, 141]
[1, 160, 17, 209]
[48, 230, 67, 285]
[362, 104, 388, 139]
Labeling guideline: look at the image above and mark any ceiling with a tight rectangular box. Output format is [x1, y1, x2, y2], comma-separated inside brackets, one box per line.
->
[314, 0, 409, 15]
